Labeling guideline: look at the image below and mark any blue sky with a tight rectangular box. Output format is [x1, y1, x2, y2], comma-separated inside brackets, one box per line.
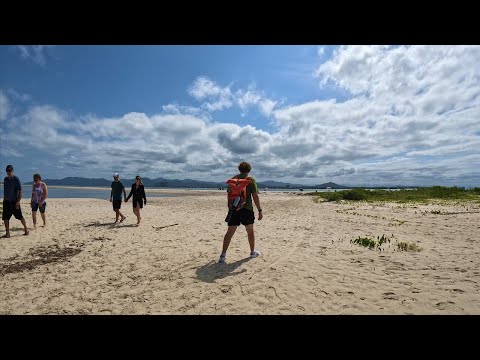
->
[1, 45, 479, 186]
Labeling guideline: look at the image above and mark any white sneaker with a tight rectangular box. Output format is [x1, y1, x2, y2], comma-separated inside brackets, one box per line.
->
[218, 254, 226, 263]
[250, 250, 261, 258]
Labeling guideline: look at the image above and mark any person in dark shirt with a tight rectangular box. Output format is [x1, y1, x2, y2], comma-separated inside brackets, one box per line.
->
[125, 175, 147, 226]
[110, 173, 127, 224]
[2, 165, 29, 238]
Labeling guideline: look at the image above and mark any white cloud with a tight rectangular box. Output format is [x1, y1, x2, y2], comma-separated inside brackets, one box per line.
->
[0, 90, 9, 121]
[258, 99, 277, 117]
[15, 45, 54, 66]
[261, 45, 480, 185]
[162, 104, 207, 118]
[7, 89, 31, 102]
[187, 76, 279, 117]
[188, 77, 233, 111]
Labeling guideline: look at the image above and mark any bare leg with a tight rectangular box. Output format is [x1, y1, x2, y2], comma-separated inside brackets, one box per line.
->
[32, 211, 37, 229]
[119, 210, 126, 223]
[41, 212, 46, 226]
[2, 220, 10, 238]
[114, 209, 120, 223]
[221, 226, 238, 254]
[21, 218, 29, 235]
[245, 224, 255, 252]
[136, 204, 141, 225]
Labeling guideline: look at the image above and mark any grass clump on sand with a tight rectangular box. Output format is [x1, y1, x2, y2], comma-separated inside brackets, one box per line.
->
[351, 234, 422, 252]
[396, 242, 422, 252]
[311, 186, 480, 203]
[350, 234, 391, 250]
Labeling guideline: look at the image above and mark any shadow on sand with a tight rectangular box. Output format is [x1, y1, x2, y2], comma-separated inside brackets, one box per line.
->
[196, 257, 252, 283]
[83, 221, 135, 229]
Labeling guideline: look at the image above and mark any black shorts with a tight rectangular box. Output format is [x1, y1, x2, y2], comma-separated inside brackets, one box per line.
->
[112, 200, 122, 210]
[2, 200, 24, 221]
[226, 208, 255, 226]
[31, 202, 47, 213]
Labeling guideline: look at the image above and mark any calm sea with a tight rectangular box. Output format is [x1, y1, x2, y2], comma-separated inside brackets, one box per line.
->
[0, 187, 178, 199]
[0, 186, 408, 199]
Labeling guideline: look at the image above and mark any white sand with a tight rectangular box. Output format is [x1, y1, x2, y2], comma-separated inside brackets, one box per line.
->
[1, 192, 479, 314]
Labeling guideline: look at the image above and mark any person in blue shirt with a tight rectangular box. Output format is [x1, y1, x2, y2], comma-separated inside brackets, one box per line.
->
[110, 173, 127, 224]
[2, 165, 29, 238]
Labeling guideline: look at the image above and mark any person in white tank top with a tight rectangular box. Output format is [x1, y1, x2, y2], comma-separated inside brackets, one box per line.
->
[31, 173, 48, 228]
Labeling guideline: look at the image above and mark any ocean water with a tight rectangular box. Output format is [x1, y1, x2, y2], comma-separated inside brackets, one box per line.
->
[0, 186, 408, 199]
[0, 187, 178, 199]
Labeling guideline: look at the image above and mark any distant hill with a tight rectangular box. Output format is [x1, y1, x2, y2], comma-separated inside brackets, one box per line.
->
[257, 180, 306, 188]
[152, 178, 225, 188]
[26, 177, 225, 188]
[28, 177, 112, 187]
[22, 177, 427, 189]
[26, 177, 351, 189]
[314, 182, 350, 189]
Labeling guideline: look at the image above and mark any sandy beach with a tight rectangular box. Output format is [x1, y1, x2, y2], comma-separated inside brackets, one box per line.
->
[1, 191, 479, 314]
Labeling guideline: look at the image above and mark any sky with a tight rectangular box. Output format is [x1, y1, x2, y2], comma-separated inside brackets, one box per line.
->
[1, 45, 479, 187]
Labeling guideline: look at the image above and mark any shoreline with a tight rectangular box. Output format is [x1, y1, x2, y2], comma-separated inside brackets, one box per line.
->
[30, 185, 308, 196]
[43, 185, 225, 194]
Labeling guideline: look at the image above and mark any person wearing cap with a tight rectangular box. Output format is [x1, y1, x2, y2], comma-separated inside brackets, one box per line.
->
[110, 173, 127, 224]
[2, 165, 29, 238]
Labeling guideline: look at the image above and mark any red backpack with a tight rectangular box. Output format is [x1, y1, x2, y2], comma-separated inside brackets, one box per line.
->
[226, 176, 252, 210]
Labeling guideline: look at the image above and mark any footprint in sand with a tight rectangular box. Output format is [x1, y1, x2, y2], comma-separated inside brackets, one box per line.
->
[219, 285, 233, 293]
[435, 301, 455, 310]
[449, 288, 465, 294]
[383, 292, 399, 300]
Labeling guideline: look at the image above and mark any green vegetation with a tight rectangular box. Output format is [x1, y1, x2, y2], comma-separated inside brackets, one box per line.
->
[311, 186, 480, 203]
[350, 234, 391, 250]
[397, 242, 422, 252]
[350, 234, 422, 252]
[351, 236, 377, 249]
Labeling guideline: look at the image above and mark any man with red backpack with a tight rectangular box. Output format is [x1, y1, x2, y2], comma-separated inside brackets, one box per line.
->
[218, 162, 263, 263]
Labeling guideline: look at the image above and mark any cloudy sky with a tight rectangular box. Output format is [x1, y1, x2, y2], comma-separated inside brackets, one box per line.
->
[1, 45, 479, 187]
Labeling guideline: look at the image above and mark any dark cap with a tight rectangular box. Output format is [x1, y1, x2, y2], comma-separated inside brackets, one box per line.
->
[6, 165, 13, 172]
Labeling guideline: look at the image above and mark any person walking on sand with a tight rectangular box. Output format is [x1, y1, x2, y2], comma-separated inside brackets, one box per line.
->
[30, 173, 48, 228]
[2, 165, 29, 238]
[110, 173, 127, 224]
[126, 175, 146, 226]
[218, 161, 263, 263]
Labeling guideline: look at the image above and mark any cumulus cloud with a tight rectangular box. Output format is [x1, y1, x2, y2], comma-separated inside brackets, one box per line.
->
[187, 76, 278, 117]
[268, 45, 480, 185]
[188, 77, 233, 111]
